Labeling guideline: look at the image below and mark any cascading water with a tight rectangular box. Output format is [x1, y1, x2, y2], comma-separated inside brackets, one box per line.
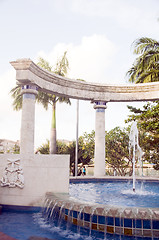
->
[38, 180, 159, 240]
[129, 121, 143, 192]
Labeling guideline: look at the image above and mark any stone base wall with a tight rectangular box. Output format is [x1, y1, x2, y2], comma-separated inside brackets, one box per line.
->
[0, 154, 70, 206]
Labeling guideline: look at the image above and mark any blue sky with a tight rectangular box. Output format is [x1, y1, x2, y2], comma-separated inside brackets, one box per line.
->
[0, 0, 159, 148]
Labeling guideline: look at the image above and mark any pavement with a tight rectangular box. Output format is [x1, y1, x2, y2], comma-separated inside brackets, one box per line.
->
[0, 232, 17, 240]
[0, 233, 56, 240]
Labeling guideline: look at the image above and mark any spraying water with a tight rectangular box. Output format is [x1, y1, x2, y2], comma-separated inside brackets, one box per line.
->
[129, 121, 143, 192]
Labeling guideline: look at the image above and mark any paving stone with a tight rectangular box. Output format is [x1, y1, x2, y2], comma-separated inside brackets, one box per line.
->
[0, 232, 17, 240]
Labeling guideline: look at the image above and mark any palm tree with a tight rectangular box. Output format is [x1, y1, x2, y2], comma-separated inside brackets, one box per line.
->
[126, 37, 159, 83]
[10, 52, 71, 154]
[126, 38, 159, 170]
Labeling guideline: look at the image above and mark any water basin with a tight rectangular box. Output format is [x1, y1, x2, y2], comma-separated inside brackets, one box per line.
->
[69, 180, 159, 208]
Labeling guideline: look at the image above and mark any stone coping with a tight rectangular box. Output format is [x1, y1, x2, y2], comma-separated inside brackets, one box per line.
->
[45, 191, 159, 221]
[69, 175, 159, 182]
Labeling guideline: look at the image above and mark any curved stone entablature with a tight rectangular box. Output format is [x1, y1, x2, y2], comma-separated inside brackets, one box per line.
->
[11, 58, 159, 102]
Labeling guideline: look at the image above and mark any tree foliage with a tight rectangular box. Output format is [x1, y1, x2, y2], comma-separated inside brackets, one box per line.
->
[13, 144, 20, 154]
[36, 140, 50, 154]
[78, 131, 95, 164]
[126, 102, 159, 169]
[36, 53, 70, 108]
[36, 128, 132, 176]
[10, 85, 23, 111]
[126, 37, 159, 83]
[54, 51, 69, 76]
[105, 127, 130, 176]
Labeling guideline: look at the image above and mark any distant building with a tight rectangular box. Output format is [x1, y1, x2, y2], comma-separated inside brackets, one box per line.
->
[0, 139, 20, 153]
[58, 139, 72, 145]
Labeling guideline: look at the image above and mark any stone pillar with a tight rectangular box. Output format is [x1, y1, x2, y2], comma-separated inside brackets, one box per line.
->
[20, 85, 38, 155]
[94, 101, 107, 177]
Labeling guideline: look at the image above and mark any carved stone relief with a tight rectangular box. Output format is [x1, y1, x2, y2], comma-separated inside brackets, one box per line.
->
[1, 159, 24, 188]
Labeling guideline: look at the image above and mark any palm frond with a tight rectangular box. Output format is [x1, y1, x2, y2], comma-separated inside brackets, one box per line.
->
[37, 57, 52, 72]
[10, 85, 22, 111]
[127, 37, 159, 83]
[57, 96, 71, 105]
[54, 51, 69, 76]
[133, 37, 159, 55]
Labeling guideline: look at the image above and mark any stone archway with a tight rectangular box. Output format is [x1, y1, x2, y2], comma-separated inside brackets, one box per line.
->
[11, 58, 159, 176]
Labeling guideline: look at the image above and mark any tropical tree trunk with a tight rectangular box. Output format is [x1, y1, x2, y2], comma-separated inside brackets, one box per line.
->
[50, 102, 56, 154]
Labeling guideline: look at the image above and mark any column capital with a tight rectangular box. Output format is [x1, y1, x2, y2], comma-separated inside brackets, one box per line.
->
[21, 84, 38, 96]
[93, 101, 107, 110]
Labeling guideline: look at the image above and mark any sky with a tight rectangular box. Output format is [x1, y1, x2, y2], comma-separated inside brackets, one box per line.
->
[0, 0, 158, 149]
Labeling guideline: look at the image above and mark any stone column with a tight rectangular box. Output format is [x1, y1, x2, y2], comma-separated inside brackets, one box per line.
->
[94, 101, 107, 177]
[20, 85, 38, 155]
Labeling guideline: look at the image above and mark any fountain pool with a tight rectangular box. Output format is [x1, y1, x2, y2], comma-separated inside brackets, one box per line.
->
[69, 179, 159, 208]
[0, 178, 159, 239]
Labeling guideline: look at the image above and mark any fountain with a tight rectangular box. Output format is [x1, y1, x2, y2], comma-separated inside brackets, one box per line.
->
[42, 122, 159, 239]
[129, 120, 143, 192]
[43, 178, 159, 239]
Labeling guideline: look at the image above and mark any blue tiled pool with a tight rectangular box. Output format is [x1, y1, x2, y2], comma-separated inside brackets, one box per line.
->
[1, 205, 158, 240]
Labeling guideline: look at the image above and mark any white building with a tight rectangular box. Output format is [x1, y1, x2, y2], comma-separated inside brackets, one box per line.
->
[0, 139, 20, 153]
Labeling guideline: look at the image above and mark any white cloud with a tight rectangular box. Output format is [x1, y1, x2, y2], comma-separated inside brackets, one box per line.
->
[67, 35, 116, 83]
[37, 34, 116, 83]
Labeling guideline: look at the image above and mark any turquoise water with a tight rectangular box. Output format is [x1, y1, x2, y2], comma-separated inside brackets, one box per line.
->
[69, 180, 159, 208]
[0, 208, 157, 240]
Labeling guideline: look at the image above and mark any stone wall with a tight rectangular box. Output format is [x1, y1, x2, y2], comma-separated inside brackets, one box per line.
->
[0, 154, 70, 206]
